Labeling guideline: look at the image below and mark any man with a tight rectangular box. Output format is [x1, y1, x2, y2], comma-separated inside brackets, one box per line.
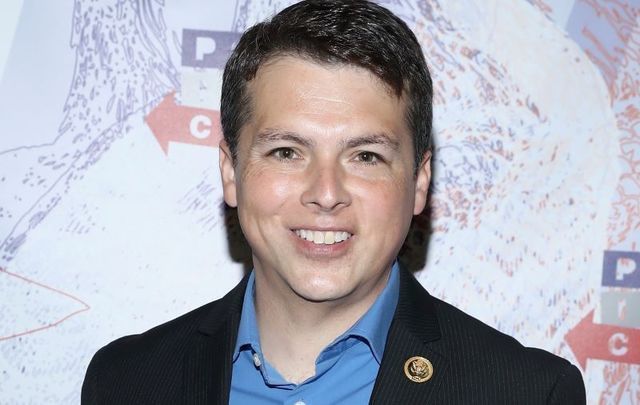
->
[82, 1, 586, 403]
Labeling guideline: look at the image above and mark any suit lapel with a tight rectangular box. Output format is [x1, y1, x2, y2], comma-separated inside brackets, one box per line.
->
[370, 268, 449, 404]
[182, 275, 249, 405]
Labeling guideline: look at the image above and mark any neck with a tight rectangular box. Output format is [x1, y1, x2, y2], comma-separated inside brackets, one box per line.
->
[253, 268, 391, 384]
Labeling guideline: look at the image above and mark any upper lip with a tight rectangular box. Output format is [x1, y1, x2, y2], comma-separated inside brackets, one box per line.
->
[290, 226, 354, 234]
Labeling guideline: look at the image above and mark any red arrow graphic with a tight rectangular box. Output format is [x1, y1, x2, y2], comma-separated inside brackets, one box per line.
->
[565, 310, 640, 369]
[145, 92, 223, 155]
[0, 267, 90, 341]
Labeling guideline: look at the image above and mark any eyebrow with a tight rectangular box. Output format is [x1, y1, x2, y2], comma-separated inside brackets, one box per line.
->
[342, 133, 400, 151]
[254, 129, 315, 148]
[253, 128, 400, 151]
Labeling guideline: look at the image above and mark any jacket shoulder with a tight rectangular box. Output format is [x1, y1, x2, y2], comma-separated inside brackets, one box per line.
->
[82, 279, 246, 404]
[430, 296, 585, 403]
[93, 298, 218, 364]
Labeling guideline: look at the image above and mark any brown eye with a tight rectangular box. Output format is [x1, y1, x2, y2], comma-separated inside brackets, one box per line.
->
[271, 147, 298, 160]
[357, 151, 380, 164]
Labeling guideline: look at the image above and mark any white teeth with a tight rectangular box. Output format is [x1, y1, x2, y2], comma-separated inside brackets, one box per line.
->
[294, 229, 352, 245]
[334, 232, 348, 242]
[324, 231, 335, 244]
[313, 231, 324, 244]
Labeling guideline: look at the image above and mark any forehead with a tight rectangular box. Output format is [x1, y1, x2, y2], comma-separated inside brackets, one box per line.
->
[242, 56, 410, 142]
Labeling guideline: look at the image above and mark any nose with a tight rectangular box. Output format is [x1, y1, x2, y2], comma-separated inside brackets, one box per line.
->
[300, 163, 351, 211]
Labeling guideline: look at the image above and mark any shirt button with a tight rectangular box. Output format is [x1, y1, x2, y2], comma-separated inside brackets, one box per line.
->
[252, 353, 261, 367]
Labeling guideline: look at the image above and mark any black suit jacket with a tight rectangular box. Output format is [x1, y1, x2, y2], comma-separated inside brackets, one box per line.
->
[82, 268, 586, 404]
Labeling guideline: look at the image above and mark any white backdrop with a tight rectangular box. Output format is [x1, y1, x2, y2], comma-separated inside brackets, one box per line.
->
[1, 1, 638, 403]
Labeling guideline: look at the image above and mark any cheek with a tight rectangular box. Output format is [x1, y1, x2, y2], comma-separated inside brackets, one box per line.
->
[238, 169, 298, 214]
[355, 177, 415, 221]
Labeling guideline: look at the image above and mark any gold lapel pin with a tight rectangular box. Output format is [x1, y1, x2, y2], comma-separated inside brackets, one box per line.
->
[404, 356, 433, 383]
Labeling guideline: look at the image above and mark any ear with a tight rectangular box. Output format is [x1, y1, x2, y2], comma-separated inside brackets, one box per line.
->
[413, 151, 431, 215]
[219, 140, 238, 208]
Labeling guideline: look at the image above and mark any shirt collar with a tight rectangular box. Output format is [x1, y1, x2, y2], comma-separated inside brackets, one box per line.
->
[342, 261, 399, 363]
[233, 270, 260, 361]
[232, 262, 400, 365]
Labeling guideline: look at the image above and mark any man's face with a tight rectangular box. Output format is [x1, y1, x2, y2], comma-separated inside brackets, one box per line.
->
[220, 56, 430, 306]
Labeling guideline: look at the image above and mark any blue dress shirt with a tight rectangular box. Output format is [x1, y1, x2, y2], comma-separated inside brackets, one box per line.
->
[229, 263, 400, 405]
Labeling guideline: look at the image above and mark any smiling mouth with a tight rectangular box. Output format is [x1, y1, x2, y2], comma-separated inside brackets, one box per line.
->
[294, 229, 353, 245]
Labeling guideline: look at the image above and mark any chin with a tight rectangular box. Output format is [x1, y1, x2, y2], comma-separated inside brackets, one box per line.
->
[291, 277, 350, 303]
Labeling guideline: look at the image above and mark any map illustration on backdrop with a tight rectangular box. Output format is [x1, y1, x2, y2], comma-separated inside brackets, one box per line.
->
[0, 1, 638, 403]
